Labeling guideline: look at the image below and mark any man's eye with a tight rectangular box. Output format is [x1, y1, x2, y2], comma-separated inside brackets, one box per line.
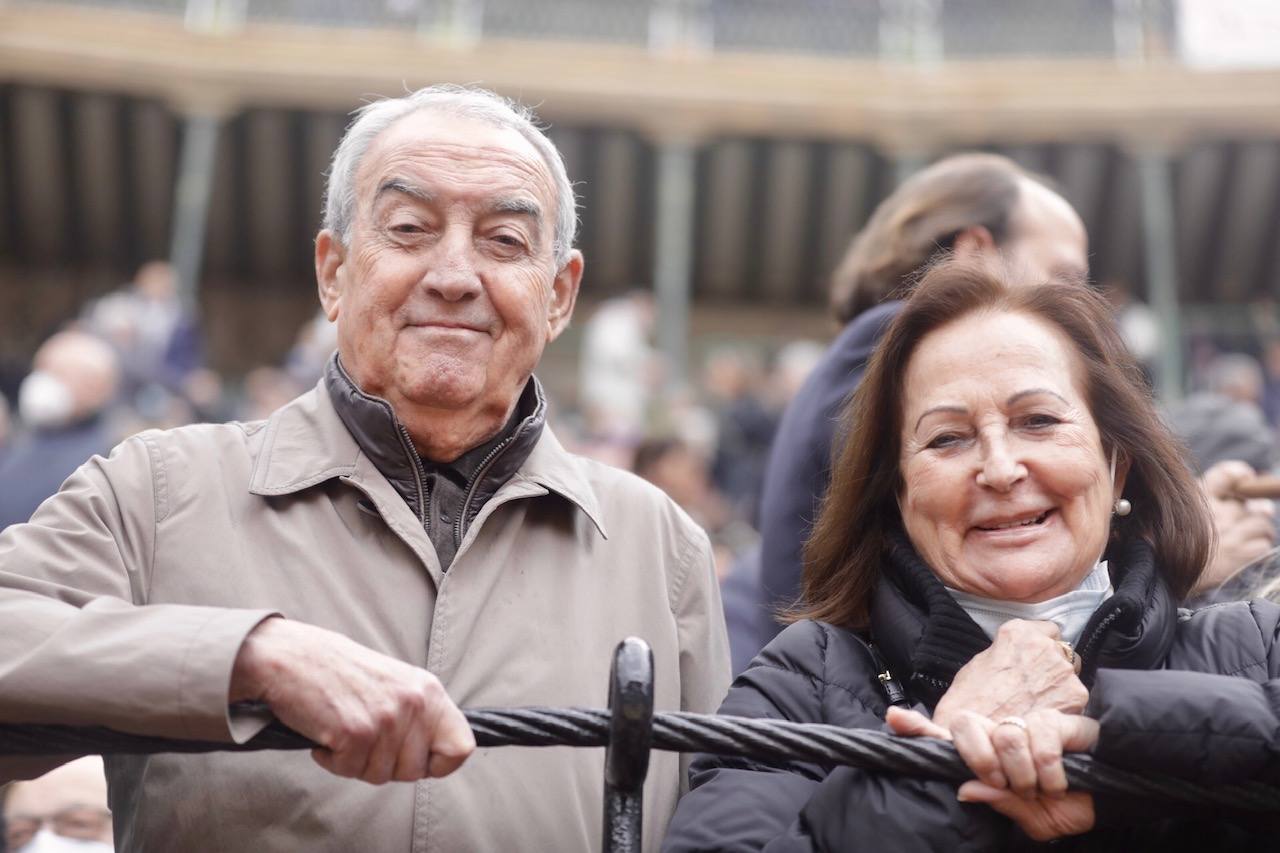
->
[390, 222, 423, 234]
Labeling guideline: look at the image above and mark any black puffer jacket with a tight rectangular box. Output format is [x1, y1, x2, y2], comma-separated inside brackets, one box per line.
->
[663, 534, 1280, 852]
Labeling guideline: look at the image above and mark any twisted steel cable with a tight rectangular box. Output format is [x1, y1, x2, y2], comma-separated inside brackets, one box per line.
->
[3, 708, 1279, 813]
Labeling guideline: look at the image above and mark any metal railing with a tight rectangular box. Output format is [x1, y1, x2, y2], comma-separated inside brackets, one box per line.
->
[3, 638, 1278, 851]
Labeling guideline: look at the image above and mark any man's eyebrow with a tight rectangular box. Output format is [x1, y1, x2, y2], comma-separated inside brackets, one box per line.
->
[489, 196, 544, 241]
[490, 196, 542, 219]
[375, 179, 434, 205]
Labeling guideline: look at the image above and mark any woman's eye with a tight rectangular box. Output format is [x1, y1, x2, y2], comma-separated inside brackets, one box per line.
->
[926, 433, 963, 450]
[390, 222, 423, 234]
[1021, 413, 1061, 429]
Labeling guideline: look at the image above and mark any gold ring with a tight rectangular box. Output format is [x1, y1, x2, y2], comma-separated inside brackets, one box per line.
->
[1058, 641, 1082, 675]
[996, 716, 1027, 731]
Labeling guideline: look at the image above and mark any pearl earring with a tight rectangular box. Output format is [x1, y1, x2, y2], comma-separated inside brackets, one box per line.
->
[1114, 498, 1132, 517]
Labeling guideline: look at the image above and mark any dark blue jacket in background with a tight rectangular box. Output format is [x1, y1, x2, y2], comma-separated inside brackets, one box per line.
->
[0, 417, 114, 530]
[756, 301, 903, 643]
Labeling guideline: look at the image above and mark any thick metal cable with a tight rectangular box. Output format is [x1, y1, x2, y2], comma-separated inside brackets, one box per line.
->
[2, 708, 1278, 813]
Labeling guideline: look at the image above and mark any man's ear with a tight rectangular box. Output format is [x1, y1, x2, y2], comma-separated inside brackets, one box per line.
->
[952, 225, 997, 257]
[315, 229, 346, 322]
[545, 249, 584, 342]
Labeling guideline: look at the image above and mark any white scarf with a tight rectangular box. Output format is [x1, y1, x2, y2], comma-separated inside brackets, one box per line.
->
[946, 561, 1113, 647]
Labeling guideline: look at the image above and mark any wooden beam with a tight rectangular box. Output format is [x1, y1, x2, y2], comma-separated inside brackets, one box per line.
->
[6, 4, 1280, 150]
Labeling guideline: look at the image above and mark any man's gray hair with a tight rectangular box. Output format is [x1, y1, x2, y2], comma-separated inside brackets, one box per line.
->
[323, 84, 578, 268]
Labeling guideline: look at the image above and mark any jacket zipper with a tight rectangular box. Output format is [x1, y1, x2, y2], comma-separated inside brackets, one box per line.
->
[1076, 608, 1122, 674]
[394, 420, 429, 529]
[454, 430, 520, 548]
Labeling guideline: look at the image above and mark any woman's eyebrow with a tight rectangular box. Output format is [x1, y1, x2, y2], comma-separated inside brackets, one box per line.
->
[914, 405, 967, 432]
[1006, 388, 1070, 407]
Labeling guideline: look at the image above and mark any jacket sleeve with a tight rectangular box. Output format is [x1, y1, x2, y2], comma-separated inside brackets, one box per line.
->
[0, 434, 276, 781]
[662, 624, 1007, 852]
[1087, 600, 1280, 786]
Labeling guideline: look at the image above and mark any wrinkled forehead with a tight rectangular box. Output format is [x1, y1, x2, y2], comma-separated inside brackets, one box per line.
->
[902, 309, 1092, 413]
[356, 109, 557, 214]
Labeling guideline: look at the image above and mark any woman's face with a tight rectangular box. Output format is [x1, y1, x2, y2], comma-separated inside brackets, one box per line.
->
[898, 310, 1123, 603]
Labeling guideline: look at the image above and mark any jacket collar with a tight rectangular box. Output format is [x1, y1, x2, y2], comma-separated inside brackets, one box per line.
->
[869, 529, 1177, 708]
[248, 356, 606, 539]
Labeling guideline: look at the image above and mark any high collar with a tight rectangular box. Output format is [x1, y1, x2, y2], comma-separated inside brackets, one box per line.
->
[247, 358, 607, 540]
[869, 529, 1177, 708]
[322, 354, 546, 529]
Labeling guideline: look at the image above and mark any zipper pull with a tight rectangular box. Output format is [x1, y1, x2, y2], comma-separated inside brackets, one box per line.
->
[868, 642, 910, 707]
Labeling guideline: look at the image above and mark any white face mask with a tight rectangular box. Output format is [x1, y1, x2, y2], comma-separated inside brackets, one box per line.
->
[16, 829, 113, 853]
[17, 371, 75, 429]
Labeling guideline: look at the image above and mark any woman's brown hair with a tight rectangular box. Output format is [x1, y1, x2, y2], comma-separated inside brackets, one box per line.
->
[829, 153, 1034, 324]
[798, 255, 1212, 629]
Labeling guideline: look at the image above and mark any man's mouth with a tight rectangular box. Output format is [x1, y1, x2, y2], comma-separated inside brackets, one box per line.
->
[974, 510, 1053, 532]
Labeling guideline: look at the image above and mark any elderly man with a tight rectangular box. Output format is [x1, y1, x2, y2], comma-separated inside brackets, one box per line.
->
[0, 86, 729, 852]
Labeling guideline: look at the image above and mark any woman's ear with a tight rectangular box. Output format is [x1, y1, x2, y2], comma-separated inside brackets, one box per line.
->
[1109, 446, 1131, 500]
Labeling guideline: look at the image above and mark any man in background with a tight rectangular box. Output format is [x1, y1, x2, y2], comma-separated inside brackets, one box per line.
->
[0, 331, 120, 530]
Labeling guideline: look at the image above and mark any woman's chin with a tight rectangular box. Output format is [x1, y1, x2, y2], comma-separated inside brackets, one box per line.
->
[960, 540, 1084, 601]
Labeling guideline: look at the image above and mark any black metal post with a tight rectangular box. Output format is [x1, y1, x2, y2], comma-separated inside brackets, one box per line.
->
[602, 637, 655, 853]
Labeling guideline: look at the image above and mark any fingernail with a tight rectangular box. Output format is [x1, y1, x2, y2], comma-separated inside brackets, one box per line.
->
[957, 790, 973, 803]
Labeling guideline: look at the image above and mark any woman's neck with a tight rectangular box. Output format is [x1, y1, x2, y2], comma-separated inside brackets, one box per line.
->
[946, 561, 1113, 647]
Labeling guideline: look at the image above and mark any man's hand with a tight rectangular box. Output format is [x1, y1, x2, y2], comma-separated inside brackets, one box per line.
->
[930, 620, 1088, 731]
[229, 617, 475, 784]
[1196, 460, 1277, 595]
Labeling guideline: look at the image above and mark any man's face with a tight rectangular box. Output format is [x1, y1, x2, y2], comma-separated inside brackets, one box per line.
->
[316, 110, 581, 433]
[1001, 178, 1089, 284]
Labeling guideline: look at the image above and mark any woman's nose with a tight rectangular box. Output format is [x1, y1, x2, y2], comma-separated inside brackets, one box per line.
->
[975, 436, 1027, 491]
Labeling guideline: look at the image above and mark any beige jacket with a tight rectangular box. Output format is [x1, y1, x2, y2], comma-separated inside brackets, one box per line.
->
[0, 383, 730, 852]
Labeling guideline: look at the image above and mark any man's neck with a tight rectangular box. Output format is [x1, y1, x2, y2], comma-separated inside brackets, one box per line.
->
[400, 401, 518, 464]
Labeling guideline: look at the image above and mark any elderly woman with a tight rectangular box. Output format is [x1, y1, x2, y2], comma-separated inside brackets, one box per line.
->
[662, 257, 1280, 850]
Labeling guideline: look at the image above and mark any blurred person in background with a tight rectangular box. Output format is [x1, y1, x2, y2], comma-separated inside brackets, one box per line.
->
[0, 331, 120, 531]
[283, 309, 341, 388]
[0, 394, 11, 462]
[1260, 338, 1280, 426]
[81, 261, 207, 427]
[236, 366, 305, 422]
[1168, 352, 1279, 605]
[3, 757, 112, 853]
[702, 346, 777, 524]
[578, 290, 658, 443]
[0, 85, 727, 853]
[1168, 352, 1275, 476]
[757, 152, 1089, 644]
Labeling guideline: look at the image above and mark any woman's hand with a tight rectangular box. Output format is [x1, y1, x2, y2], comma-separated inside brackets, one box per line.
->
[931, 620, 1089, 730]
[887, 705, 1099, 840]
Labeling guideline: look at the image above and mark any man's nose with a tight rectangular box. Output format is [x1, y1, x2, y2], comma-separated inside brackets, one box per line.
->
[975, 433, 1027, 492]
[422, 232, 482, 302]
